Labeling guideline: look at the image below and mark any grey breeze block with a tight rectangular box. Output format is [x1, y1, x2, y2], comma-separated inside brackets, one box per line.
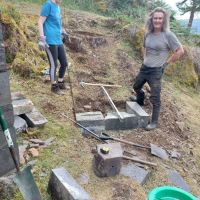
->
[105, 112, 138, 130]
[0, 72, 12, 107]
[0, 104, 14, 131]
[48, 167, 91, 200]
[76, 111, 105, 128]
[0, 46, 6, 70]
[126, 101, 150, 128]
[0, 126, 19, 177]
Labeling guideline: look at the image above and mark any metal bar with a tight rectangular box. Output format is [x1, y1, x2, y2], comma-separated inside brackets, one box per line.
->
[62, 113, 107, 143]
[80, 81, 122, 88]
[101, 86, 123, 120]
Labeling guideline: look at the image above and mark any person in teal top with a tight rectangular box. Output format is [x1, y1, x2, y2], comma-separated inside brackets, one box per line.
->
[38, 0, 69, 95]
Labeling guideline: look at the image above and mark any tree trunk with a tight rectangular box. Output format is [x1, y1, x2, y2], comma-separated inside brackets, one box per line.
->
[187, 0, 196, 29]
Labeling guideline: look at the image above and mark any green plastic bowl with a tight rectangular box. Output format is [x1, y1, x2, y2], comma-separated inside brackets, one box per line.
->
[148, 186, 197, 200]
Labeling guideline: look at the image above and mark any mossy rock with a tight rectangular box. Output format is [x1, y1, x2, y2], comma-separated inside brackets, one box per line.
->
[165, 47, 198, 88]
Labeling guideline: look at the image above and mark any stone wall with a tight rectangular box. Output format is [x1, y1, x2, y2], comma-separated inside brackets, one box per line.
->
[0, 23, 19, 177]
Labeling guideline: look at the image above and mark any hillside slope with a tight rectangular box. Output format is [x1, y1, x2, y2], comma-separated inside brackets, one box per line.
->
[1, 2, 200, 199]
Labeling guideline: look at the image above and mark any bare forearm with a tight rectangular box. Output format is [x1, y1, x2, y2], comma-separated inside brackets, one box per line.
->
[38, 17, 46, 37]
[167, 46, 184, 64]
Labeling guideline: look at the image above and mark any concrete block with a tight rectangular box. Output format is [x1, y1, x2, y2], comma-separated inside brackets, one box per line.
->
[0, 104, 14, 131]
[0, 23, 3, 41]
[76, 112, 105, 128]
[0, 47, 6, 70]
[0, 126, 17, 149]
[105, 112, 138, 130]
[48, 167, 91, 200]
[126, 101, 149, 128]
[120, 163, 151, 185]
[0, 72, 11, 107]
[12, 98, 34, 115]
[14, 116, 28, 134]
[81, 125, 105, 136]
[0, 126, 19, 177]
[21, 107, 48, 127]
[167, 169, 190, 192]
[0, 142, 19, 177]
[93, 143, 123, 177]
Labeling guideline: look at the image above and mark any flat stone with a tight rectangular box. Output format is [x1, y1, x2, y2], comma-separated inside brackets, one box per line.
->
[14, 116, 28, 134]
[12, 99, 34, 115]
[120, 163, 151, 185]
[126, 101, 149, 128]
[150, 143, 169, 160]
[167, 169, 190, 192]
[11, 92, 26, 101]
[0, 104, 14, 130]
[48, 167, 91, 200]
[29, 139, 45, 145]
[21, 107, 48, 127]
[0, 72, 12, 107]
[76, 112, 105, 128]
[105, 112, 138, 130]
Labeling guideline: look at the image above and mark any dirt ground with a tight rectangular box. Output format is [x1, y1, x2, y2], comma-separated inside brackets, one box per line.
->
[5, 3, 200, 199]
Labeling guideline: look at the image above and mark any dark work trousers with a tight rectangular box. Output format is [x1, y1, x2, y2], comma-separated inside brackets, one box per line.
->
[46, 44, 68, 82]
[133, 64, 163, 123]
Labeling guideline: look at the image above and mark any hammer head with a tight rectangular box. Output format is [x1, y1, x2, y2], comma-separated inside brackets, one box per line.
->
[80, 80, 85, 88]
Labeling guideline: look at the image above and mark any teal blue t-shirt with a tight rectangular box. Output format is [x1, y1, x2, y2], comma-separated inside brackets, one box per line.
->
[40, 0, 62, 45]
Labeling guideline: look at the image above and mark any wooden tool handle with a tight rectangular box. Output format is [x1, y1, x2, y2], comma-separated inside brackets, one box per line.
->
[123, 156, 157, 167]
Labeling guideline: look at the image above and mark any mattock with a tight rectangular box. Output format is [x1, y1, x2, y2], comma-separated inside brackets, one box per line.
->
[79, 80, 123, 121]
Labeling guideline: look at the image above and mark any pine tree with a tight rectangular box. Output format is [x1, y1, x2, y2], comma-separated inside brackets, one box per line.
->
[177, 0, 200, 29]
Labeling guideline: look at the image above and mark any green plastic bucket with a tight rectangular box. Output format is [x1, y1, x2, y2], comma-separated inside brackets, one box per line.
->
[148, 186, 197, 200]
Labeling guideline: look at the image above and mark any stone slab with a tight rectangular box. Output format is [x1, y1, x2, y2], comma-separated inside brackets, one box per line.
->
[167, 169, 190, 192]
[48, 167, 91, 200]
[11, 92, 26, 101]
[126, 101, 149, 128]
[14, 116, 28, 134]
[0, 72, 11, 107]
[150, 143, 169, 160]
[120, 163, 151, 185]
[0, 104, 14, 131]
[76, 112, 105, 127]
[21, 107, 48, 127]
[105, 112, 138, 130]
[12, 98, 34, 115]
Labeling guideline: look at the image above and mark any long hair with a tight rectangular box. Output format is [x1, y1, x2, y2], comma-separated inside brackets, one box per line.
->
[146, 7, 170, 33]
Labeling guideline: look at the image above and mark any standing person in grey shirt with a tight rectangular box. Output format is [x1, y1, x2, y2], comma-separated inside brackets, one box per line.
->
[130, 7, 184, 130]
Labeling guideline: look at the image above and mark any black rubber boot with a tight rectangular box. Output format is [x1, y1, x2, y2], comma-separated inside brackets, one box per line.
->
[58, 81, 70, 90]
[145, 105, 160, 131]
[51, 84, 65, 95]
[129, 90, 145, 106]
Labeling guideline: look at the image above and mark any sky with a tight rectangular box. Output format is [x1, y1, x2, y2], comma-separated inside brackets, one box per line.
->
[164, 0, 200, 20]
